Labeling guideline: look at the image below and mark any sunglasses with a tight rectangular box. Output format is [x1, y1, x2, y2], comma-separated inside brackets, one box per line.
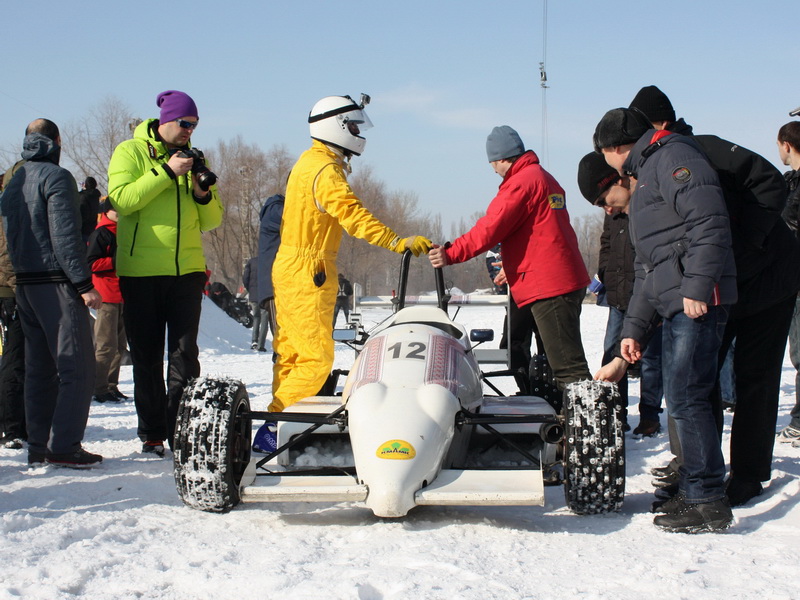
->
[174, 119, 198, 130]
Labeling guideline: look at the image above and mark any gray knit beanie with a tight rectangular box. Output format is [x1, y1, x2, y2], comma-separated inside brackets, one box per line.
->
[486, 126, 525, 162]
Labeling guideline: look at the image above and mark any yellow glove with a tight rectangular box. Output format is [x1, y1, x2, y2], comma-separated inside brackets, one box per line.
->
[392, 235, 433, 257]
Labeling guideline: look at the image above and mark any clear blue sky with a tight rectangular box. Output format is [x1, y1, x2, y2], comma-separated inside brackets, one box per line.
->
[2, 0, 798, 232]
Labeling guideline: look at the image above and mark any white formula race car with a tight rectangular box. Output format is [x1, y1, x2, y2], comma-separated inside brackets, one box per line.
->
[173, 252, 625, 518]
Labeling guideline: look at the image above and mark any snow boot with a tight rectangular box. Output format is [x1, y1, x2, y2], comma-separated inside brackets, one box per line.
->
[111, 387, 129, 401]
[652, 469, 679, 489]
[650, 464, 676, 477]
[652, 493, 685, 514]
[653, 497, 733, 533]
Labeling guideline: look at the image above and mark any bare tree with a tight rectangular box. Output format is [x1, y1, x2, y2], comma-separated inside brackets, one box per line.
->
[432, 210, 494, 294]
[61, 96, 139, 192]
[571, 212, 605, 276]
[202, 138, 293, 291]
[336, 166, 438, 296]
[0, 141, 21, 173]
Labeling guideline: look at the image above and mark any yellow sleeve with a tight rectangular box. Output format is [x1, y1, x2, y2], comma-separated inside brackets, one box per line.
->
[314, 163, 398, 249]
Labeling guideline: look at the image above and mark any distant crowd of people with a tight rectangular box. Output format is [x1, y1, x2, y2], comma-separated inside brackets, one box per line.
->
[1, 86, 798, 535]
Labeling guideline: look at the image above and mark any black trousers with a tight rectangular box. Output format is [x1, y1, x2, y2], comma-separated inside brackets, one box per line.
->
[500, 295, 544, 371]
[0, 296, 26, 438]
[120, 272, 205, 444]
[717, 295, 795, 482]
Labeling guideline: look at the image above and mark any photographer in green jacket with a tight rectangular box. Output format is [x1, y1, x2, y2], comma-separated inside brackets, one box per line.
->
[107, 90, 223, 457]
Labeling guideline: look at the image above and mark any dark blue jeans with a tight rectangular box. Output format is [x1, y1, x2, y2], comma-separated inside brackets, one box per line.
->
[787, 295, 800, 429]
[602, 307, 663, 422]
[662, 306, 729, 503]
[719, 338, 736, 405]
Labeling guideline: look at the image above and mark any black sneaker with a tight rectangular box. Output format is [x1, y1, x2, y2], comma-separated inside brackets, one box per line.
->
[94, 391, 120, 404]
[142, 441, 165, 458]
[46, 447, 103, 468]
[0, 433, 24, 449]
[28, 450, 46, 465]
[726, 477, 763, 507]
[653, 497, 733, 533]
[633, 419, 661, 437]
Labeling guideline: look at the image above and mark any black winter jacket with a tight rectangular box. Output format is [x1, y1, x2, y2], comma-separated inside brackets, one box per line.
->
[79, 188, 101, 239]
[621, 131, 737, 342]
[597, 212, 635, 311]
[669, 119, 800, 315]
[0, 134, 92, 293]
[782, 170, 800, 236]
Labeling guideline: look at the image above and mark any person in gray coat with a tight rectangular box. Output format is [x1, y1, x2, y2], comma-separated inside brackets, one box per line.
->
[242, 256, 268, 351]
[0, 119, 103, 468]
[594, 107, 736, 533]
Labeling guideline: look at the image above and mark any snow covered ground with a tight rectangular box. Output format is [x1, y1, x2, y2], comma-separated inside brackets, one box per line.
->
[1, 297, 799, 600]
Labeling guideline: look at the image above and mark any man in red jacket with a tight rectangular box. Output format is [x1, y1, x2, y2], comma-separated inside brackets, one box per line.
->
[86, 201, 129, 406]
[429, 125, 591, 388]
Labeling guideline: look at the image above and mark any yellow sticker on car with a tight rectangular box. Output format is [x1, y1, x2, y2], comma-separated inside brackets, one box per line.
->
[376, 439, 416, 460]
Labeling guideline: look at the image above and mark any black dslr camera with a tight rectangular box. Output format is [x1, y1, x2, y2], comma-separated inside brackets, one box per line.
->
[175, 147, 218, 192]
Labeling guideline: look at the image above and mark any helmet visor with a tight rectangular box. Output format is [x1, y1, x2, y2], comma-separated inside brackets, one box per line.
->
[339, 108, 372, 134]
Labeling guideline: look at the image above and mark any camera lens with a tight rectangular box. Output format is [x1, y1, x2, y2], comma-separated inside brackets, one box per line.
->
[196, 170, 217, 192]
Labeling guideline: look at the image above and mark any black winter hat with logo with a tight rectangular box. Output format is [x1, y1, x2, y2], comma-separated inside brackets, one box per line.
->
[577, 152, 620, 204]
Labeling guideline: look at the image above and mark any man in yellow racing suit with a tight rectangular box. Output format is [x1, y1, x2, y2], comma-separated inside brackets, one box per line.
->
[268, 95, 431, 422]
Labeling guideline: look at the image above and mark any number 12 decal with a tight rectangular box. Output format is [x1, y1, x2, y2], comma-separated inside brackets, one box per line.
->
[387, 341, 426, 360]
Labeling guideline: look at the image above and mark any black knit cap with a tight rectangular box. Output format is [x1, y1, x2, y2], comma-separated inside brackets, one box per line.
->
[629, 85, 676, 123]
[593, 107, 652, 152]
[577, 151, 620, 205]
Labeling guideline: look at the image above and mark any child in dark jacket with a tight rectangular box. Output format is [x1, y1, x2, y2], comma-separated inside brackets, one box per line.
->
[86, 200, 128, 404]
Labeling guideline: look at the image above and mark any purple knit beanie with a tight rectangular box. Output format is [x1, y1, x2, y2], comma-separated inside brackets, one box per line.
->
[157, 90, 198, 124]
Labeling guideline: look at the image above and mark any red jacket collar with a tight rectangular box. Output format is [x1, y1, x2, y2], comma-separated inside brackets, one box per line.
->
[502, 150, 539, 183]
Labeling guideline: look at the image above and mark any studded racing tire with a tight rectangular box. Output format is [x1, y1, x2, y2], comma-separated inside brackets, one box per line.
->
[563, 380, 625, 515]
[174, 376, 252, 512]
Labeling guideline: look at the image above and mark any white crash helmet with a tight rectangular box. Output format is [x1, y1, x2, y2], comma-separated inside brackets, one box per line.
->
[308, 94, 372, 156]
